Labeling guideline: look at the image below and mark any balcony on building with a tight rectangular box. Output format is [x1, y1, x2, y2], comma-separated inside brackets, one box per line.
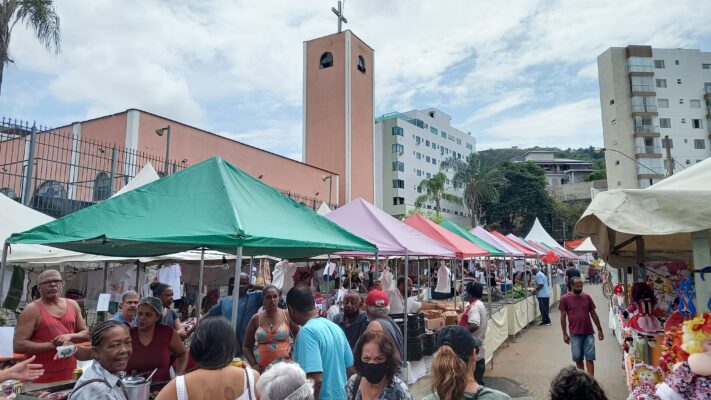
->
[704, 84, 711, 99]
[631, 104, 658, 117]
[627, 64, 654, 76]
[635, 145, 662, 158]
[633, 124, 660, 138]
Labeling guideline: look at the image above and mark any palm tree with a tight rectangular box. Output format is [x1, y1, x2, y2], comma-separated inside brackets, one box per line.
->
[440, 153, 507, 227]
[1, 0, 61, 95]
[415, 172, 463, 215]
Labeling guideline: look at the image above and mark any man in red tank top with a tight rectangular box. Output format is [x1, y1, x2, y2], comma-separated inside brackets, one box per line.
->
[13, 269, 89, 390]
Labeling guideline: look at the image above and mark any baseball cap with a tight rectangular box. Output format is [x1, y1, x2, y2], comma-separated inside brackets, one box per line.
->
[436, 325, 482, 363]
[365, 290, 389, 307]
[138, 296, 164, 316]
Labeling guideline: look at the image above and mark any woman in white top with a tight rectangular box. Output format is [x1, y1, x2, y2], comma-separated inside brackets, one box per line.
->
[156, 317, 260, 400]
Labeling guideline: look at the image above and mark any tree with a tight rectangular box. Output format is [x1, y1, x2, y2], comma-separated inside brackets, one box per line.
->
[551, 198, 589, 240]
[1, 0, 61, 95]
[414, 172, 462, 216]
[402, 207, 443, 224]
[481, 161, 555, 236]
[440, 153, 507, 227]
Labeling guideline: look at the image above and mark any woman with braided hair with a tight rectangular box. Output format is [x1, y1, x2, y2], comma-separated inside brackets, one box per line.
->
[68, 320, 132, 400]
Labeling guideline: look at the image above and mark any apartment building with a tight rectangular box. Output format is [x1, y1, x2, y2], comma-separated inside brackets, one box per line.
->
[374, 108, 476, 225]
[598, 45, 711, 188]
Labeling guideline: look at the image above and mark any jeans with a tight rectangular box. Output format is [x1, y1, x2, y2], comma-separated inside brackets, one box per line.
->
[538, 296, 550, 324]
[570, 334, 596, 361]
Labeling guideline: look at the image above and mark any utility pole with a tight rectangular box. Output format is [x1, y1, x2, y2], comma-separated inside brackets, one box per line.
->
[663, 135, 674, 176]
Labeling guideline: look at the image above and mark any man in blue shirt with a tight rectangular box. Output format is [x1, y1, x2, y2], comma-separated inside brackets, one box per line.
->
[207, 273, 263, 355]
[111, 290, 139, 328]
[533, 266, 552, 326]
[287, 286, 353, 400]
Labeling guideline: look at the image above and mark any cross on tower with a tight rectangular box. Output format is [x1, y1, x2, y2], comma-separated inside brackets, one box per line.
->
[331, 0, 348, 33]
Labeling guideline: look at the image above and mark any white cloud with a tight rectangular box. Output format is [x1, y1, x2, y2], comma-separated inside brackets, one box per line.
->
[4, 0, 711, 156]
[478, 98, 603, 149]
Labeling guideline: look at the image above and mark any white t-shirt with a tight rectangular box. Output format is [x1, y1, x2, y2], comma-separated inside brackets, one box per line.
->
[467, 300, 488, 360]
[387, 288, 422, 314]
[475, 270, 486, 285]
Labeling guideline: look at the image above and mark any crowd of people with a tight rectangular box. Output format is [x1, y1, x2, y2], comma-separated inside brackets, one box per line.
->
[5, 262, 622, 400]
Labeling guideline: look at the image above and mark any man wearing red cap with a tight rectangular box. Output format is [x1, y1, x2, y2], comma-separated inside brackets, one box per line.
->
[364, 290, 404, 367]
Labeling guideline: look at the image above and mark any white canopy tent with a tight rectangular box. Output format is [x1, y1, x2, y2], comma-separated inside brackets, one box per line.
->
[525, 217, 560, 248]
[576, 157, 711, 313]
[573, 237, 597, 253]
[317, 202, 332, 216]
[111, 162, 159, 197]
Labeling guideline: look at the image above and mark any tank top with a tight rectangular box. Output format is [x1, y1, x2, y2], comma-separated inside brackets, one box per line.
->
[254, 310, 292, 368]
[32, 299, 77, 383]
[125, 325, 174, 383]
[175, 367, 256, 400]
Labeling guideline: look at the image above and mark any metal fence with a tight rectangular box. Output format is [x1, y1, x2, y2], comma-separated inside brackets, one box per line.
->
[0, 117, 186, 217]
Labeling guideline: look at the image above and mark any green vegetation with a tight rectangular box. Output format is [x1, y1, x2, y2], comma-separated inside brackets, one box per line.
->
[415, 172, 462, 216]
[402, 207, 443, 224]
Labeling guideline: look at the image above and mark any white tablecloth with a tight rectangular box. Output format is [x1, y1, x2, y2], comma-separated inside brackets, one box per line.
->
[405, 355, 433, 384]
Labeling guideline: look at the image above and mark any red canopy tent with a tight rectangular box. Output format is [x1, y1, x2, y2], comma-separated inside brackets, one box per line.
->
[403, 215, 489, 258]
[564, 239, 585, 250]
[490, 231, 537, 258]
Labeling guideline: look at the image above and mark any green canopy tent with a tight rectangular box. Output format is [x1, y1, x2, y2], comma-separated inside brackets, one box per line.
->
[440, 220, 505, 257]
[5, 156, 376, 326]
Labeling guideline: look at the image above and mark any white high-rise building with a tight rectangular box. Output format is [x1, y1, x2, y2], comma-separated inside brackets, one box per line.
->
[374, 108, 476, 225]
[598, 45, 711, 189]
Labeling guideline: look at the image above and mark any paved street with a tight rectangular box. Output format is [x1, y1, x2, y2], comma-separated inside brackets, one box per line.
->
[409, 284, 628, 399]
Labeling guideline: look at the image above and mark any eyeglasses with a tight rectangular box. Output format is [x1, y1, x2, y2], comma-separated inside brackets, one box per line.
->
[40, 280, 64, 287]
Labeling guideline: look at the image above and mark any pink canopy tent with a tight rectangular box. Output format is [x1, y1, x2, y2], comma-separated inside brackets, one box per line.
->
[505, 234, 546, 257]
[490, 231, 538, 258]
[470, 226, 524, 257]
[404, 215, 489, 258]
[325, 198, 455, 257]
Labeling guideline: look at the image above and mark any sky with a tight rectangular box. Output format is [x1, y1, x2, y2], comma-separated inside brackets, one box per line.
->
[2, 0, 710, 161]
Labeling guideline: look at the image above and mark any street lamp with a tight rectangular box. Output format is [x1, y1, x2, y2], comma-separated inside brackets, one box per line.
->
[155, 125, 171, 175]
[321, 175, 333, 207]
[595, 147, 661, 175]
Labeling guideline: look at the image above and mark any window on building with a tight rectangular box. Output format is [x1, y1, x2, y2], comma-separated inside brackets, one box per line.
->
[430, 127, 438, 135]
[694, 139, 706, 149]
[432, 158, 437, 165]
[662, 137, 673, 149]
[660, 118, 671, 128]
[609, 99, 615, 105]
[391, 143, 404, 154]
[690, 99, 701, 108]
[441, 131, 446, 138]
[415, 136, 421, 144]
[657, 98, 669, 108]
[416, 169, 422, 176]
[692, 119, 703, 129]
[0, 188, 17, 200]
[466, 143, 473, 150]
[93, 172, 111, 201]
[686, 159, 691, 165]
[429, 111, 436, 118]
[655, 79, 667, 88]
[416, 152, 421, 159]
[392, 161, 404, 172]
[392, 179, 404, 189]
[703, 63, 711, 70]
[357, 55, 366, 73]
[431, 142, 437, 149]
[675, 60, 679, 65]
[654, 60, 665, 69]
[677, 78, 682, 84]
[35, 180, 67, 199]
[319, 52, 333, 69]
[456, 138, 461, 145]
[457, 153, 462, 159]
[426, 172, 431, 178]
[425, 156, 431, 162]
[679, 99, 684, 104]
[392, 126, 404, 136]
[393, 197, 404, 205]
[416, 186, 422, 193]
[425, 140, 430, 146]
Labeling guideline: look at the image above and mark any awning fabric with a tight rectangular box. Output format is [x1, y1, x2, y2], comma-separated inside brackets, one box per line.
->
[440, 220, 505, 257]
[576, 157, 711, 264]
[470, 227, 524, 257]
[325, 198, 455, 257]
[505, 234, 546, 256]
[490, 231, 537, 257]
[403, 215, 489, 258]
[9, 157, 376, 258]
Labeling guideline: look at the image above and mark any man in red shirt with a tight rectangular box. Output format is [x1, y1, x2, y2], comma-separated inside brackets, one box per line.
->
[13, 269, 89, 390]
[558, 277, 604, 376]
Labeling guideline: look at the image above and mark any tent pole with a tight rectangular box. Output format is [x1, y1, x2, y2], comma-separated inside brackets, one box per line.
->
[197, 248, 205, 319]
[249, 256, 254, 286]
[230, 247, 243, 331]
[692, 229, 711, 313]
[0, 242, 9, 304]
[375, 253, 379, 281]
[416, 257, 420, 294]
[135, 262, 141, 293]
[103, 261, 110, 321]
[403, 253, 409, 376]
[486, 257, 492, 316]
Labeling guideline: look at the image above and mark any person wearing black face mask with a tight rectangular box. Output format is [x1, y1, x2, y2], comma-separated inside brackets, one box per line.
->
[345, 330, 412, 400]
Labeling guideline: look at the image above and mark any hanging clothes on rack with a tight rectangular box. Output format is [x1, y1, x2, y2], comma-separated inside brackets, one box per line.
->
[435, 262, 452, 294]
